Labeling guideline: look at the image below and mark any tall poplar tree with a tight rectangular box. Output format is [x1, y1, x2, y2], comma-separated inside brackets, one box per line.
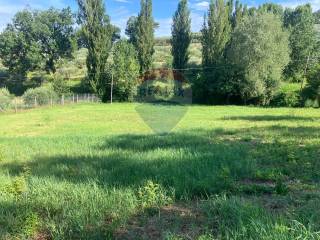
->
[77, 0, 113, 98]
[284, 4, 316, 82]
[135, 0, 155, 74]
[201, 0, 232, 67]
[171, 0, 191, 70]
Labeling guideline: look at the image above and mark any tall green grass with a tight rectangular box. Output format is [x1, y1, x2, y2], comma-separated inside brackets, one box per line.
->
[0, 103, 320, 239]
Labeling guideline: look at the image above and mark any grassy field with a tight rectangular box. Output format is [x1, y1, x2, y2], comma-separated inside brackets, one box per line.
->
[0, 103, 320, 239]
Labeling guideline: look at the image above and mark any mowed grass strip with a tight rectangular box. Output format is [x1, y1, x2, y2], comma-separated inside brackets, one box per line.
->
[0, 103, 320, 239]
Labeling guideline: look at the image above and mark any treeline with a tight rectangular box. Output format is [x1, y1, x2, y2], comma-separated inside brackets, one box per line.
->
[0, 0, 319, 106]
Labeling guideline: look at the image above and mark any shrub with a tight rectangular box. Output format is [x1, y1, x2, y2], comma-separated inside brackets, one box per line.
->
[137, 180, 174, 210]
[23, 86, 58, 107]
[0, 146, 5, 162]
[270, 83, 301, 107]
[52, 77, 71, 97]
[111, 40, 140, 102]
[304, 99, 319, 108]
[303, 64, 320, 106]
[0, 88, 13, 111]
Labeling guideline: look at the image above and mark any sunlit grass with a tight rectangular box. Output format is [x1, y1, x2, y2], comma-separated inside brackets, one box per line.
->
[0, 103, 320, 239]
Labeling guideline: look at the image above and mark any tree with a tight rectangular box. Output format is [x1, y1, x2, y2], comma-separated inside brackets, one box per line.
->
[171, 0, 191, 69]
[111, 40, 140, 102]
[303, 63, 320, 106]
[227, 13, 290, 105]
[259, 3, 283, 17]
[284, 4, 316, 82]
[231, 0, 246, 28]
[34, 8, 75, 73]
[133, 0, 155, 74]
[125, 16, 138, 44]
[201, 0, 231, 67]
[314, 10, 320, 24]
[0, 8, 74, 76]
[77, 0, 113, 99]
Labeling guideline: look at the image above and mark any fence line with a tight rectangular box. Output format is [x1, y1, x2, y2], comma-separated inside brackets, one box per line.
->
[8, 93, 100, 113]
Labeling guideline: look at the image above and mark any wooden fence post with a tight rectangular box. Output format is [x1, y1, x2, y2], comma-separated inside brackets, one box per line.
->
[14, 98, 17, 113]
[110, 73, 114, 104]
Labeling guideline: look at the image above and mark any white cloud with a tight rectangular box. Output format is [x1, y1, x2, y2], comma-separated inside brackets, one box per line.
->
[190, 0, 210, 11]
[278, 0, 320, 11]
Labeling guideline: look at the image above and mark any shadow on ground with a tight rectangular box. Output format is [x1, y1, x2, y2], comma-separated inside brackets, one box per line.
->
[3, 126, 320, 197]
[221, 115, 317, 122]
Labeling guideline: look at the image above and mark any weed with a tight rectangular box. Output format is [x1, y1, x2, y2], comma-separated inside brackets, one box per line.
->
[137, 180, 174, 210]
[0, 145, 5, 162]
[0, 104, 320, 238]
[23, 212, 40, 238]
[6, 175, 28, 197]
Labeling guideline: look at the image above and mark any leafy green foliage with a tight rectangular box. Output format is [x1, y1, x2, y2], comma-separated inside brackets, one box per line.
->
[138, 181, 174, 209]
[77, 0, 113, 99]
[0, 146, 5, 162]
[133, 0, 156, 74]
[227, 13, 290, 105]
[171, 0, 191, 69]
[126, 16, 138, 44]
[0, 8, 74, 76]
[315, 10, 320, 24]
[23, 212, 40, 238]
[303, 64, 320, 105]
[22, 86, 58, 106]
[202, 0, 231, 66]
[52, 76, 71, 97]
[271, 83, 301, 107]
[284, 4, 316, 81]
[258, 3, 284, 17]
[111, 40, 140, 102]
[0, 88, 13, 111]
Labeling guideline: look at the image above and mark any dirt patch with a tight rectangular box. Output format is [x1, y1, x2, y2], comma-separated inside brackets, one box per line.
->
[114, 203, 207, 240]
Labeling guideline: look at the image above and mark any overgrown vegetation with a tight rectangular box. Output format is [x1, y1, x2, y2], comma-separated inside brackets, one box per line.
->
[0, 103, 320, 239]
[0, 0, 319, 106]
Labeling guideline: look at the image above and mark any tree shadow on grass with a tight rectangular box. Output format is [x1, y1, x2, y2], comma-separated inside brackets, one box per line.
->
[221, 115, 317, 122]
[3, 126, 320, 198]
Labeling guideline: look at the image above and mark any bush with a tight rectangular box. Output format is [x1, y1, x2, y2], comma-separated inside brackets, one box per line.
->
[52, 77, 71, 97]
[303, 64, 320, 106]
[111, 40, 140, 102]
[270, 83, 301, 107]
[23, 86, 58, 107]
[0, 88, 13, 111]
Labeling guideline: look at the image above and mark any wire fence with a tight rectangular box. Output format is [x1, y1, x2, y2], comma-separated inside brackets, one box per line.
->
[3, 93, 100, 113]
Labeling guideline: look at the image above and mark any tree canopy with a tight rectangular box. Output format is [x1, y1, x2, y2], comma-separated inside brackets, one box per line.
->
[171, 0, 191, 69]
[77, 0, 113, 99]
[0, 8, 74, 76]
[227, 12, 290, 104]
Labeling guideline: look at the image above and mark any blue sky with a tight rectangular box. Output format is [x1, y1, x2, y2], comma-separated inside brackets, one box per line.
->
[0, 0, 319, 36]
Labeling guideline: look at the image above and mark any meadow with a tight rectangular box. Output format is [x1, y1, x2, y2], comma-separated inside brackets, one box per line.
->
[0, 103, 320, 239]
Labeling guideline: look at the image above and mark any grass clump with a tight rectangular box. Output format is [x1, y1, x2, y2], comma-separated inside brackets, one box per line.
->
[138, 180, 174, 211]
[0, 103, 319, 238]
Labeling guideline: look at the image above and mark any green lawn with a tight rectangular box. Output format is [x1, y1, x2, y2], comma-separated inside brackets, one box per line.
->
[0, 103, 320, 239]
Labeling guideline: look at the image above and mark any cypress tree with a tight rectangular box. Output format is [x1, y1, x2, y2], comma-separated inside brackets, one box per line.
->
[201, 0, 232, 67]
[171, 0, 191, 70]
[77, 0, 113, 99]
[135, 0, 155, 74]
